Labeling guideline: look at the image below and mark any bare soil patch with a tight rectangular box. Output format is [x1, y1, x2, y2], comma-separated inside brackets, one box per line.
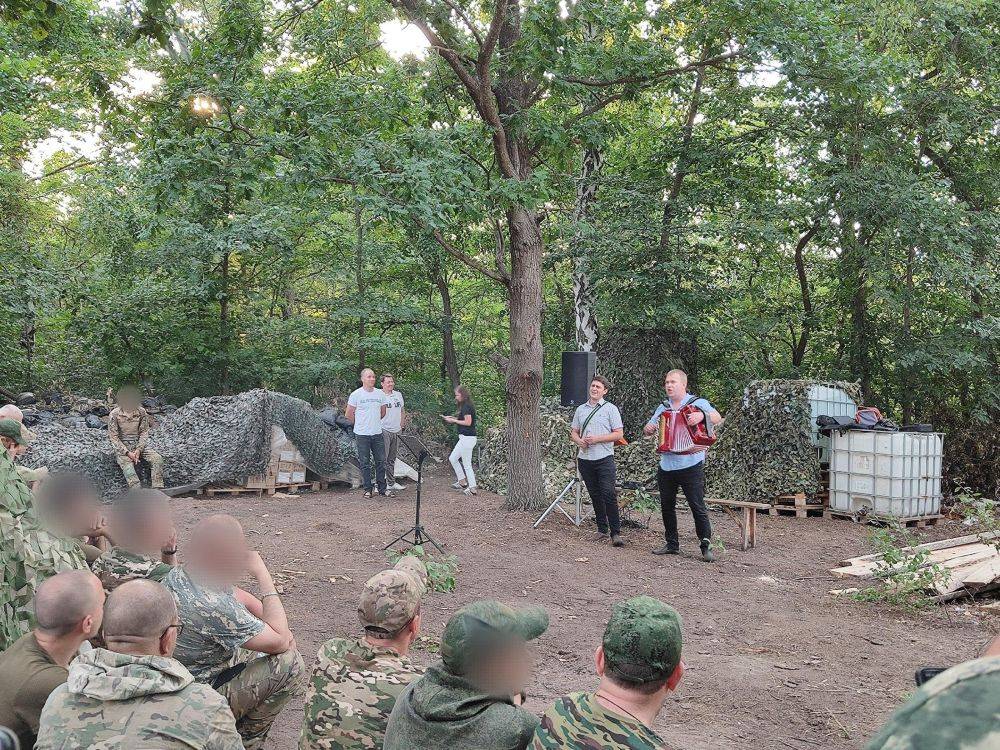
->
[170, 466, 998, 750]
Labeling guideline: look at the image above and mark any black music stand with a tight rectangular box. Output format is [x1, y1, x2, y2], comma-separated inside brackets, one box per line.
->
[383, 433, 444, 554]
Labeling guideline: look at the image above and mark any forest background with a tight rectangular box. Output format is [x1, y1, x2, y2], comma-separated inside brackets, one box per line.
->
[2, 0, 997, 509]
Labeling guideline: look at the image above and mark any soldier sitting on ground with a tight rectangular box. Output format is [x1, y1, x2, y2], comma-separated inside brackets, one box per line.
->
[35, 579, 244, 750]
[300, 556, 428, 750]
[91, 488, 178, 591]
[34, 473, 113, 565]
[384, 599, 548, 750]
[163, 514, 305, 750]
[0, 419, 88, 650]
[531, 596, 685, 750]
[0, 570, 105, 750]
[108, 385, 165, 489]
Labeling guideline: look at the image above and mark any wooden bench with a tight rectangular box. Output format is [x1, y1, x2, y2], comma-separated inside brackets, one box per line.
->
[705, 498, 772, 551]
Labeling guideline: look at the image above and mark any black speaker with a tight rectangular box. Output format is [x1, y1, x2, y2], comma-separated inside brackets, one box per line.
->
[561, 351, 597, 407]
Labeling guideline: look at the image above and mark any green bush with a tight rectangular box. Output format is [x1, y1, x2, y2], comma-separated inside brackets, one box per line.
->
[387, 544, 460, 593]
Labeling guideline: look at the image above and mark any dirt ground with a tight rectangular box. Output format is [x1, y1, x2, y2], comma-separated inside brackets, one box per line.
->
[170, 467, 998, 750]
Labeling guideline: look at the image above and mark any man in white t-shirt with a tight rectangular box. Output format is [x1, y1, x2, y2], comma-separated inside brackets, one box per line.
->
[347, 369, 391, 498]
[380, 374, 406, 492]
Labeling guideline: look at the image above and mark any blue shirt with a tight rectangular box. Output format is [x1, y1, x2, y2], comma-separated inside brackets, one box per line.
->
[647, 394, 717, 472]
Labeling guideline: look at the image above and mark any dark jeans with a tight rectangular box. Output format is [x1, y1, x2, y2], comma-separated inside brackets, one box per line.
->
[657, 462, 712, 548]
[356, 433, 387, 493]
[578, 456, 620, 535]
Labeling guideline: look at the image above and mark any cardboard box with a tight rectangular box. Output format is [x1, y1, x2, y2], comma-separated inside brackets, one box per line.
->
[291, 471, 306, 483]
[277, 460, 306, 473]
[245, 473, 272, 489]
[279, 450, 297, 462]
[276, 471, 292, 484]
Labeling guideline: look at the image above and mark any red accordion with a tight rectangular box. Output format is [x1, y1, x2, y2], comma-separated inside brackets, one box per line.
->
[657, 403, 716, 454]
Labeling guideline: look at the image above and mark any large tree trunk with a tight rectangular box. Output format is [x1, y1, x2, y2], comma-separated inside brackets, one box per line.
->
[355, 199, 366, 372]
[502, 206, 545, 512]
[219, 250, 231, 394]
[432, 268, 461, 389]
[571, 146, 602, 351]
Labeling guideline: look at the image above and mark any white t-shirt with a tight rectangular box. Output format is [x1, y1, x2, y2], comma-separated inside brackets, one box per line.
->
[381, 390, 405, 432]
[348, 387, 388, 436]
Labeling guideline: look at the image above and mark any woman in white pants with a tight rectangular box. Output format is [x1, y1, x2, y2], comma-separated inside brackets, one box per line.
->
[442, 385, 477, 495]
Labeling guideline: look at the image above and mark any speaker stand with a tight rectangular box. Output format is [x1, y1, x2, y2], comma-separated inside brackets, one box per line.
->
[532, 469, 584, 528]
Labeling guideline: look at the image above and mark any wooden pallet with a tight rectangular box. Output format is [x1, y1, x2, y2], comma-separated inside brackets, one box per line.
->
[770, 493, 825, 518]
[199, 480, 325, 497]
[823, 509, 942, 528]
[274, 480, 323, 493]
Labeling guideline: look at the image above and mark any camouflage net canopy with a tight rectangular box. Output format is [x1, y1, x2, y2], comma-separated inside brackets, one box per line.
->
[705, 379, 862, 503]
[21, 390, 358, 501]
[478, 397, 659, 500]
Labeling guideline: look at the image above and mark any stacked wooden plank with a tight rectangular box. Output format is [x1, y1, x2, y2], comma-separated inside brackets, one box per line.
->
[832, 531, 1000, 601]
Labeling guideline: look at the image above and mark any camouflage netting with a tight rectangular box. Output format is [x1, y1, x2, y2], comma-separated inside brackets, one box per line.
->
[21, 390, 357, 501]
[704, 379, 862, 503]
[478, 398, 659, 500]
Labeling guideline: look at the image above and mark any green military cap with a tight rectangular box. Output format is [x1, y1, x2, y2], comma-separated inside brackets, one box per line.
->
[440, 600, 548, 675]
[0, 418, 29, 446]
[358, 569, 423, 635]
[865, 656, 1000, 750]
[393, 554, 429, 594]
[603, 596, 683, 683]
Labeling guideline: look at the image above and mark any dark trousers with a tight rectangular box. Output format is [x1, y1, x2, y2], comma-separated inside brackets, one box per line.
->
[578, 456, 621, 535]
[356, 433, 387, 493]
[657, 463, 712, 548]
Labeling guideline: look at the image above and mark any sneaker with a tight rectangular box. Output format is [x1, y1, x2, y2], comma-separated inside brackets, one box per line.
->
[611, 534, 625, 547]
[451, 481, 467, 490]
[391, 482, 405, 491]
[363, 490, 373, 499]
[700, 541, 716, 562]
[651, 543, 680, 556]
[463, 486, 478, 496]
[381, 490, 396, 498]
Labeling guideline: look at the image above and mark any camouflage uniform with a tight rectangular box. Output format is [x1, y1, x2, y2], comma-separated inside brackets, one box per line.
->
[865, 655, 1000, 750]
[0, 427, 88, 650]
[532, 692, 668, 750]
[163, 566, 305, 750]
[300, 567, 426, 750]
[91, 546, 174, 592]
[531, 596, 682, 750]
[108, 405, 164, 488]
[34, 647, 244, 749]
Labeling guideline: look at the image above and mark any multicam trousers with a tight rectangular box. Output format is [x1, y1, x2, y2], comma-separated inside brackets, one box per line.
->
[218, 648, 306, 750]
[115, 446, 164, 488]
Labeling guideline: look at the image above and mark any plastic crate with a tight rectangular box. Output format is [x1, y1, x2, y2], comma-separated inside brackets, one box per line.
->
[829, 431, 944, 518]
[807, 385, 857, 462]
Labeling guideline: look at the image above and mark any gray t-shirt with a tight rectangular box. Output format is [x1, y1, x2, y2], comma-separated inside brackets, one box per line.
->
[348, 387, 389, 436]
[571, 400, 623, 461]
[381, 390, 405, 433]
[162, 567, 264, 682]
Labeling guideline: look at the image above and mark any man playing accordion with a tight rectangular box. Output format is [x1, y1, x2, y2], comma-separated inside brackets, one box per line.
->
[643, 369, 722, 561]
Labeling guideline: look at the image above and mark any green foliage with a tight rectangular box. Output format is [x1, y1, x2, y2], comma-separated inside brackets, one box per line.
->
[387, 544, 459, 594]
[851, 524, 950, 610]
[952, 486, 1000, 554]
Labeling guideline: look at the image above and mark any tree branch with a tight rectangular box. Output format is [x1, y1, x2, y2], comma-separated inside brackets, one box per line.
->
[559, 49, 742, 88]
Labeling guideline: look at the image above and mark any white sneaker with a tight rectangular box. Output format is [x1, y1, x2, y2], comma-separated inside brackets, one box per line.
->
[391, 482, 405, 491]
[463, 486, 478, 496]
[451, 481, 467, 490]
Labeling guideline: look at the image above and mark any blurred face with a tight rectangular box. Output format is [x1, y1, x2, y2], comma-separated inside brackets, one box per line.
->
[475, 639, 532, 697]
[664, 372, 687, 399]
[198, 529, 250, 587]
[361, 370, 376, 388]
[118, 388, 140, 410]
[382, 376, 395, 392]
[454, 389, 462, 403]
[589, 380, 608, 402]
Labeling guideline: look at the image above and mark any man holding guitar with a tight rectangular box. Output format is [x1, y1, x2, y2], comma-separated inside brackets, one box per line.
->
[643, 369, 722, 561]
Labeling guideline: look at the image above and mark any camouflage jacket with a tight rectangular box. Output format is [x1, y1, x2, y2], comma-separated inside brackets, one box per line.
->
[531, 692, 669, 750]
[91, 547, 174, 592]
[299, 638, 423, 750]
[108, 406, 151, 455]
[0, 451, 87, 650]
[865, 656, 1000, 750]
[35, 647, 245, 749]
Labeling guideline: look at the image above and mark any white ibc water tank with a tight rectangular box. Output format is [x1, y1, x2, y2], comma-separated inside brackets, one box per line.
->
[807, 385, 857, 462]
[829, 431, 944, 518]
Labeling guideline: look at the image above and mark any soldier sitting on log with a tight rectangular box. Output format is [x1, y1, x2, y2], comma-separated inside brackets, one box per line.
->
[108, 386, 164, 489]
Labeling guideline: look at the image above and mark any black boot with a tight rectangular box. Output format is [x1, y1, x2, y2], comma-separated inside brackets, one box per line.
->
[652, 543, 679, 555]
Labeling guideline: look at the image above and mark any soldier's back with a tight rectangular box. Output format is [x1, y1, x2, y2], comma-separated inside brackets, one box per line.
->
[532, 692, 669, 750]
[91, 547, 173, 592]
[300, 637, 423, 750]
[35, 649, 244, 750]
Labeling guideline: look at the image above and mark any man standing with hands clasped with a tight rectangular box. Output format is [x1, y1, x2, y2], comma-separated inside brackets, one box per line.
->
[643, 369, 722, 562]
[346, 368, 392, 498]
[570, 376, 625, 548]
